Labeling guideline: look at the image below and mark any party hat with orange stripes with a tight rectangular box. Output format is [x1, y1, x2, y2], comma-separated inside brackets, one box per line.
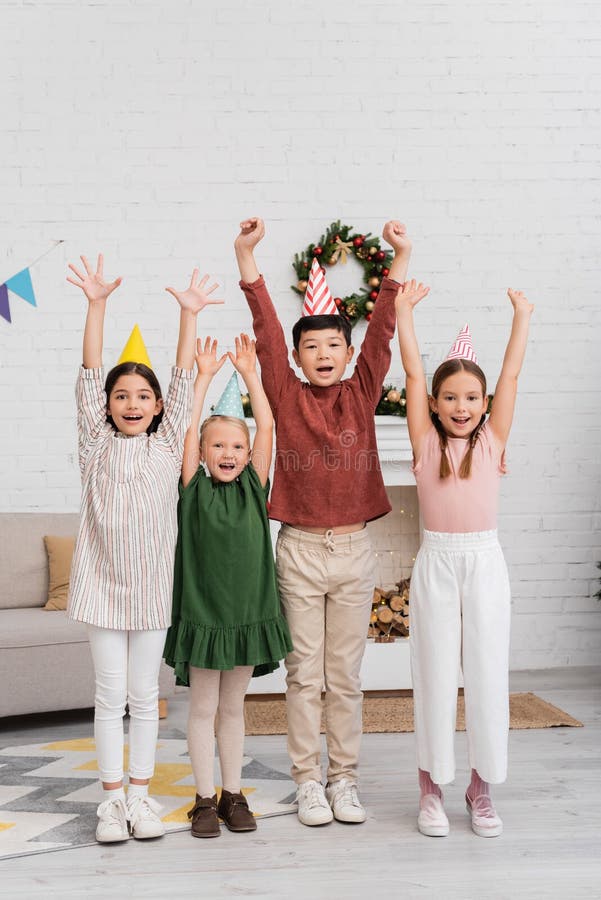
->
[446, 323, 478, 365]
[117, 324, 153, 369]
[302, 259, 338, 317]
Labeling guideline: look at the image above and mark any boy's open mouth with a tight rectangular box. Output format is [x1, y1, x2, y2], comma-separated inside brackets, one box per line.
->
[219, 462, 236, 470]
[123, 415, 143, 421]
[316, 366, 334, 374]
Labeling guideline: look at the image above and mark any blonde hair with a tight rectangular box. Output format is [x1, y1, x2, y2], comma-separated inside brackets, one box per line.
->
[200, 415, 251, 449]
[430, 358, 487, 480]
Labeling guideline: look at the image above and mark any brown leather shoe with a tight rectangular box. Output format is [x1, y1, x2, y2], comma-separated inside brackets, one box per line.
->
[217, 789, 257, 832]
[187, 793, 220, 838]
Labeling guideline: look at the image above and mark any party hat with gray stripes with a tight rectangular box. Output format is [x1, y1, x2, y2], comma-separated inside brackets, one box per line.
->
[213, 372, 245, 419]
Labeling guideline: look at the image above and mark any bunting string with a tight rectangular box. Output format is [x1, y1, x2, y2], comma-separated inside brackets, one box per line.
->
[1, 240, 64, 324]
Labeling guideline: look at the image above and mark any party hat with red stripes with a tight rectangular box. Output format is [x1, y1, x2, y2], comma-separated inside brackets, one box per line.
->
[446, 323, 479, 364]
[302, 259, 338, 317]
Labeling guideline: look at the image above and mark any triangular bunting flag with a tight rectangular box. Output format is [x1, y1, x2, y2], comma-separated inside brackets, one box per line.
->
[446, 323, 479, 365]
[213, 373, 245, 419]
[117, 325, 153, 369]
[0, 283, 11, 323]
[5, 268, 36, 306]
[302, 259, 338, 317]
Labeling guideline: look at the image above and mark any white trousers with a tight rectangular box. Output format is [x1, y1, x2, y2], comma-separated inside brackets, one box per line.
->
[410, 530, 511, 786]
[86, 625, 168, 783]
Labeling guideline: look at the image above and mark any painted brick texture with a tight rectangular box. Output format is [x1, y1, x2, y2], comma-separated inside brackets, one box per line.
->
[1, 1, 599, 668]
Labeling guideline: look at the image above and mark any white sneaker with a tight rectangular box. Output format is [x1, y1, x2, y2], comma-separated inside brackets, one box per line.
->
[296, 780, 333, 826]
[127, 795, 165, 839]
[96, 797, 129, 843]
[325, 778, 367, 824]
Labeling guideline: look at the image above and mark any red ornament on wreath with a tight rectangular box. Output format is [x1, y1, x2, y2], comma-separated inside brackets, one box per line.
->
[291, 220, 394, 326]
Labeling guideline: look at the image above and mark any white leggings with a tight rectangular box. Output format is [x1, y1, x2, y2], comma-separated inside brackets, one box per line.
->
[410, 530, 511, 786]
[86, 625, 168, 783]
[187, 666, 254, 798]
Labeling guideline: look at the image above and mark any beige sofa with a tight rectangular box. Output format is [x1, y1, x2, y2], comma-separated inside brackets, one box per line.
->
[0, 513, 175, 719]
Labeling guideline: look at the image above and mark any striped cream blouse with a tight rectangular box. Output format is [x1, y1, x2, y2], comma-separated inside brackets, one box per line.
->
[68, 366, 193, 630]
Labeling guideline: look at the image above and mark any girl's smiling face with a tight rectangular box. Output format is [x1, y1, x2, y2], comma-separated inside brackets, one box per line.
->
[108, 373, 163, 436]
[201, 419, 250, 482]
[430, 370, 488, 438]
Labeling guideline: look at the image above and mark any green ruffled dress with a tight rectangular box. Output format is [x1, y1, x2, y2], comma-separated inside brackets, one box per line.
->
[163, 462, 292, 686]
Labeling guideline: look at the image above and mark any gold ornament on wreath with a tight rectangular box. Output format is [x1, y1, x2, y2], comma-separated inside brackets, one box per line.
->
[291, 220, 394, 326]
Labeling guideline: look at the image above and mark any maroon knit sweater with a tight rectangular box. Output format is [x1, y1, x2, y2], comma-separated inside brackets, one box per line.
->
[240, 275, 400, 527]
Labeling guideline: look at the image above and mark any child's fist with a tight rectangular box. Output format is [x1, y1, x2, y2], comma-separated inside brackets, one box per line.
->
[395, 278, 430, 310]
[235, 218, 265, 250]
[382, 221, 411, 254]
[507, 288, 534, 315]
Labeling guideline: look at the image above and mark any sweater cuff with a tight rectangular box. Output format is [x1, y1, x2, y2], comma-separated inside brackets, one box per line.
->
[239, 275, 265, 290]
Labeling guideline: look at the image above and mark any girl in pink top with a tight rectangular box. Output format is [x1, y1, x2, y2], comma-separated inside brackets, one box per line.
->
[396, 279, 534, 839]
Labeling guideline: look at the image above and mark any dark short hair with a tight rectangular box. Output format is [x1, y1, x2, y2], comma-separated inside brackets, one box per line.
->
[292, 314, 352, 351]
[104, 362, 164, 435]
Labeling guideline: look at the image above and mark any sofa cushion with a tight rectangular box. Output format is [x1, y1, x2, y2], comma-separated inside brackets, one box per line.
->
[0, 513, 80, 610]
[0, 608, 89, 649]
[43, 535, 76, 610]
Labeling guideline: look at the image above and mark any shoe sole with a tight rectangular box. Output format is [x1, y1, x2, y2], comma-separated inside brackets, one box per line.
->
[221, 822, 258, 832]
[131, 830, 166, 840]
[332, 812, 367, 824]
[191, 830, 221, 838]
[297, 813, 333, 827]
[96, 833, 129, 843]
[417, 822, 449, 837]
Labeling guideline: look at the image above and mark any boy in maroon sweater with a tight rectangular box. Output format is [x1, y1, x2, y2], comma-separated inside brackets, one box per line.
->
[235, 218, 411, 826]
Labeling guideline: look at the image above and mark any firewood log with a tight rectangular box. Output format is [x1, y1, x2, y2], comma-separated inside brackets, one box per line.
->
[389, 594, 404, 611]
[377, 606, 393, 624]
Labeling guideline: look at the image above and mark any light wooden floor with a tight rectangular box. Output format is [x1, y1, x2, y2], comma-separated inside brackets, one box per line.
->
[1, 667, 600, 900]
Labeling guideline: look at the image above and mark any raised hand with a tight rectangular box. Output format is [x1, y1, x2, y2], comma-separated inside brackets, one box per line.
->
[165, 269, 224, 314]
[235, 217, 265, 251]
[507, 288, 534, 316]
[395, 278, 430, 311]
[67, 254, 122, 304]
[227, 333, 257, 379]
[194, 337, 228, 379]
[382, 220, 412, 255]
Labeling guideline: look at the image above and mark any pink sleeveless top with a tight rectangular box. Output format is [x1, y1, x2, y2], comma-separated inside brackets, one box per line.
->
[413, 421, 504, 533]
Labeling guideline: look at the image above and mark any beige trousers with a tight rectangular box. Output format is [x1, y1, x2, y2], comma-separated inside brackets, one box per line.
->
[275, 525, 376, 785]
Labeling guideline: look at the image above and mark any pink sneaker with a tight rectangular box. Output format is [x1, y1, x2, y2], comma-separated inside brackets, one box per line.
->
[417, 793, 449, 837]
[466, 792, 503, 837]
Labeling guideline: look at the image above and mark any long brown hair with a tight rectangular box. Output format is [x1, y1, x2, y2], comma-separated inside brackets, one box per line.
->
[430, 358, 487, 479]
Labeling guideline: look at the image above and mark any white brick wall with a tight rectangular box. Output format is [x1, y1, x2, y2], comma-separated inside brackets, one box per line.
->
[1, 1, 599, 669]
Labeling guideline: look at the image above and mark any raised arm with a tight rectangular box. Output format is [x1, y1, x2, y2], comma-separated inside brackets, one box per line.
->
[352, 221, 412, 404]
[383, 220, 412, 285]
[165, 269, 224, 370]
[234, 217, 264, 283]
[67, 253, 122, 368]
[228, 333, 273, 488]
[395, 279, 431, 460]
[235, 216, 297, 411]
[487, 288, 534, 449]
[182, 337, 228, 487]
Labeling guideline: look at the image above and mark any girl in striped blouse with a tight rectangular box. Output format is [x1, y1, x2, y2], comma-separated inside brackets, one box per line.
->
[67, 255, 222, 844]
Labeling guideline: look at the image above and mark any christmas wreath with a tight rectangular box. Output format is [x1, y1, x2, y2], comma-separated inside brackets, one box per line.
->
[291, 220, 393, 326]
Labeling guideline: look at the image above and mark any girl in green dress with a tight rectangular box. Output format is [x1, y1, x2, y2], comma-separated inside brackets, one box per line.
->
[163, 333, 292, 838]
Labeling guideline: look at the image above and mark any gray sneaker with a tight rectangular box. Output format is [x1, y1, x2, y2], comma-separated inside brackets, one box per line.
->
[296, 780, 333, 826]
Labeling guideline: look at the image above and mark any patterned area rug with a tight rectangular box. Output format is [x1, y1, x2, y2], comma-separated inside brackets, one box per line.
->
[0, 738, 296, 860]
[244, 692, 584, 735]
